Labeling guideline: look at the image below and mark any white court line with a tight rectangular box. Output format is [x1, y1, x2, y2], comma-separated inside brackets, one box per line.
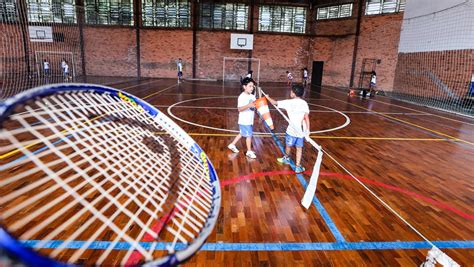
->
[156, 105, 432, 115]
[166, 96, 351, 134]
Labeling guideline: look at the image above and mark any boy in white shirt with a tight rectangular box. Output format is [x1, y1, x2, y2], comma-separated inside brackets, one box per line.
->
[177, 58, 183, 82]
[303, 67, 308, 87]
[368, 71, 376, 97]
[227, 77, 257, 159]
[266, 84, 310, 173]
[43, 59, 50, 83]
[286, 71, 294, 86]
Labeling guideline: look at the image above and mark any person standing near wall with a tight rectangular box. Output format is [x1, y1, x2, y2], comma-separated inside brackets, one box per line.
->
[303, 67, 308, 87]
[43, 59, 50, 83]
[177, 58, 183, 83]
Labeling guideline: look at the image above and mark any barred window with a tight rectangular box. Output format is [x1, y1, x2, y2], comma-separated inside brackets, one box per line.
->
[27, 0, 76, 23]
[366, 0, 405, 15]
[258, 5, 306, 34]
[200, 2, 248, 30]
[0, 0, 18, 22]
[142, 0, 190, 27]
[317, 3, 352, 20]
[85, 0, 133, 25]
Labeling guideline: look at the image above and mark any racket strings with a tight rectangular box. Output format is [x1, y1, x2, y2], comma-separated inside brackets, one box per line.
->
[0, 91, 215, 264]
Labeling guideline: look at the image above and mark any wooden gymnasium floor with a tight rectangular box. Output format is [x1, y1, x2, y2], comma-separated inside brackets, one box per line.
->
[107, 78, 473, 266]
[3, 78, 473, 266]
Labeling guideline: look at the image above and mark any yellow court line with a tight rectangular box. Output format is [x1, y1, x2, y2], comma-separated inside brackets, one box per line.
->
[1, 84, 177, 159]
[309, 136, 450, 141]
[163, 93, 226, 97]
[142, 84, 178, 100]
[316, 92, 474, 146]
[0, 115, 106, 160]
[181, 132, 450, 141]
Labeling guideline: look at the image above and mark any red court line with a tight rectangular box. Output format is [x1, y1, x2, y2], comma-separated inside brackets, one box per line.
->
[125, 207, 182, 266]
[222, 170, 474, 221]
[127, 169, 473, 264]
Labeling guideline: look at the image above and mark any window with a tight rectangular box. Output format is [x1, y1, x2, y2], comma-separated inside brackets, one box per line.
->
[258, 5, 306, 34]
[142, 0, 190, 27]
[366, 0, 405, 15]
[200, 2, 248, 30]
[317, 3, 353, 20]
[85, 0, 133, 25]
[27, 0, 76, 23]
[0, 0, 18, 22]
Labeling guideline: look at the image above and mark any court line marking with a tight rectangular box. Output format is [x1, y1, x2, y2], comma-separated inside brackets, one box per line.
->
[221, 171, 473, 221]
[166, 96, 351, 134]
[0, 83, 177, 160]
[263, 124, 346, 242]
[296, 172, 346, 242]
[323, 86, 474, 125]
[315, 91, 474, 146]
[170, 132, 452, 141]
[22, 240, 474, 251]
[1, 135, 451, 170]
[179, 80, 472, 123]
[156, 104, 433, 115]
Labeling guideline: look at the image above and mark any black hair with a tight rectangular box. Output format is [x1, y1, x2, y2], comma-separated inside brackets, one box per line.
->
[241, 77, 256, 87]
[291, 84, 304, 97]
[248, 70, 253, 74]
[371, 71, 376, 76]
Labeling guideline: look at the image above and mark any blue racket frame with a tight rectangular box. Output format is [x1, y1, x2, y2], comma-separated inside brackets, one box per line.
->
[0, 83, 221, 267]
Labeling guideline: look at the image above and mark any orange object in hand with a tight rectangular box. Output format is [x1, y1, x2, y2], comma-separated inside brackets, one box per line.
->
[255, 97, 274, 130]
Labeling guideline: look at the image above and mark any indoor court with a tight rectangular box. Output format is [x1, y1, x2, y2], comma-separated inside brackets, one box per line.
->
[1, 0, 473, 266]
[99, 78, 474, 265]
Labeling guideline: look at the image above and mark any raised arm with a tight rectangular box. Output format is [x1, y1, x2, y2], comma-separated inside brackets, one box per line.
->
[265, 95, 277, 106]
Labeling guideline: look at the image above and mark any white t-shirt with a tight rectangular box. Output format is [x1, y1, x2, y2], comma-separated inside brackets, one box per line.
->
[177, 62, 183, 72]
[277, 98, 310, 138]
[61, 61, 66, 69]
[287, 72, 294, 80]
[371, 75, 376, 84]
[43, 61, 49, 70]
[64, 64, 69, 73]
[237, 92, 256, 125]
[303, 69, 308, 78]
[245, 73, 252, 78]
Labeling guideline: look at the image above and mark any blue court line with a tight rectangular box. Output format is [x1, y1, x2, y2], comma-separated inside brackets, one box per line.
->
[295, 173, 346, 242]
[21, 240, 474, 251]
[256, 111, 346, 243]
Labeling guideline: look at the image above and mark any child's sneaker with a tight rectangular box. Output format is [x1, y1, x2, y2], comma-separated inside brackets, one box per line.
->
[295, 166, 306, 173]
[246, 150, 256, 159]
[227, 144, 239, 153]
[277, 156, 291, 164]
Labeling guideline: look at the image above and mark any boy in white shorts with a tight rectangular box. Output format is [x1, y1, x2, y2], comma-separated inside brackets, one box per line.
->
[227, 77, 257, 159]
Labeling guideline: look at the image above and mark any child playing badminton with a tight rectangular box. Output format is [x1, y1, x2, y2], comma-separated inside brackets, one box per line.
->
[227, 77, 257, 159]
[266, 84, 310, 173]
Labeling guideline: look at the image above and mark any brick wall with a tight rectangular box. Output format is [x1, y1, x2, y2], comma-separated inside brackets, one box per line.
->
[354, 13, 403, 91]
[394, 50, 474, 99]
[2, 10, 405, 88]
[140, 29, 193, 78]
[83, 26, 137, 77]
